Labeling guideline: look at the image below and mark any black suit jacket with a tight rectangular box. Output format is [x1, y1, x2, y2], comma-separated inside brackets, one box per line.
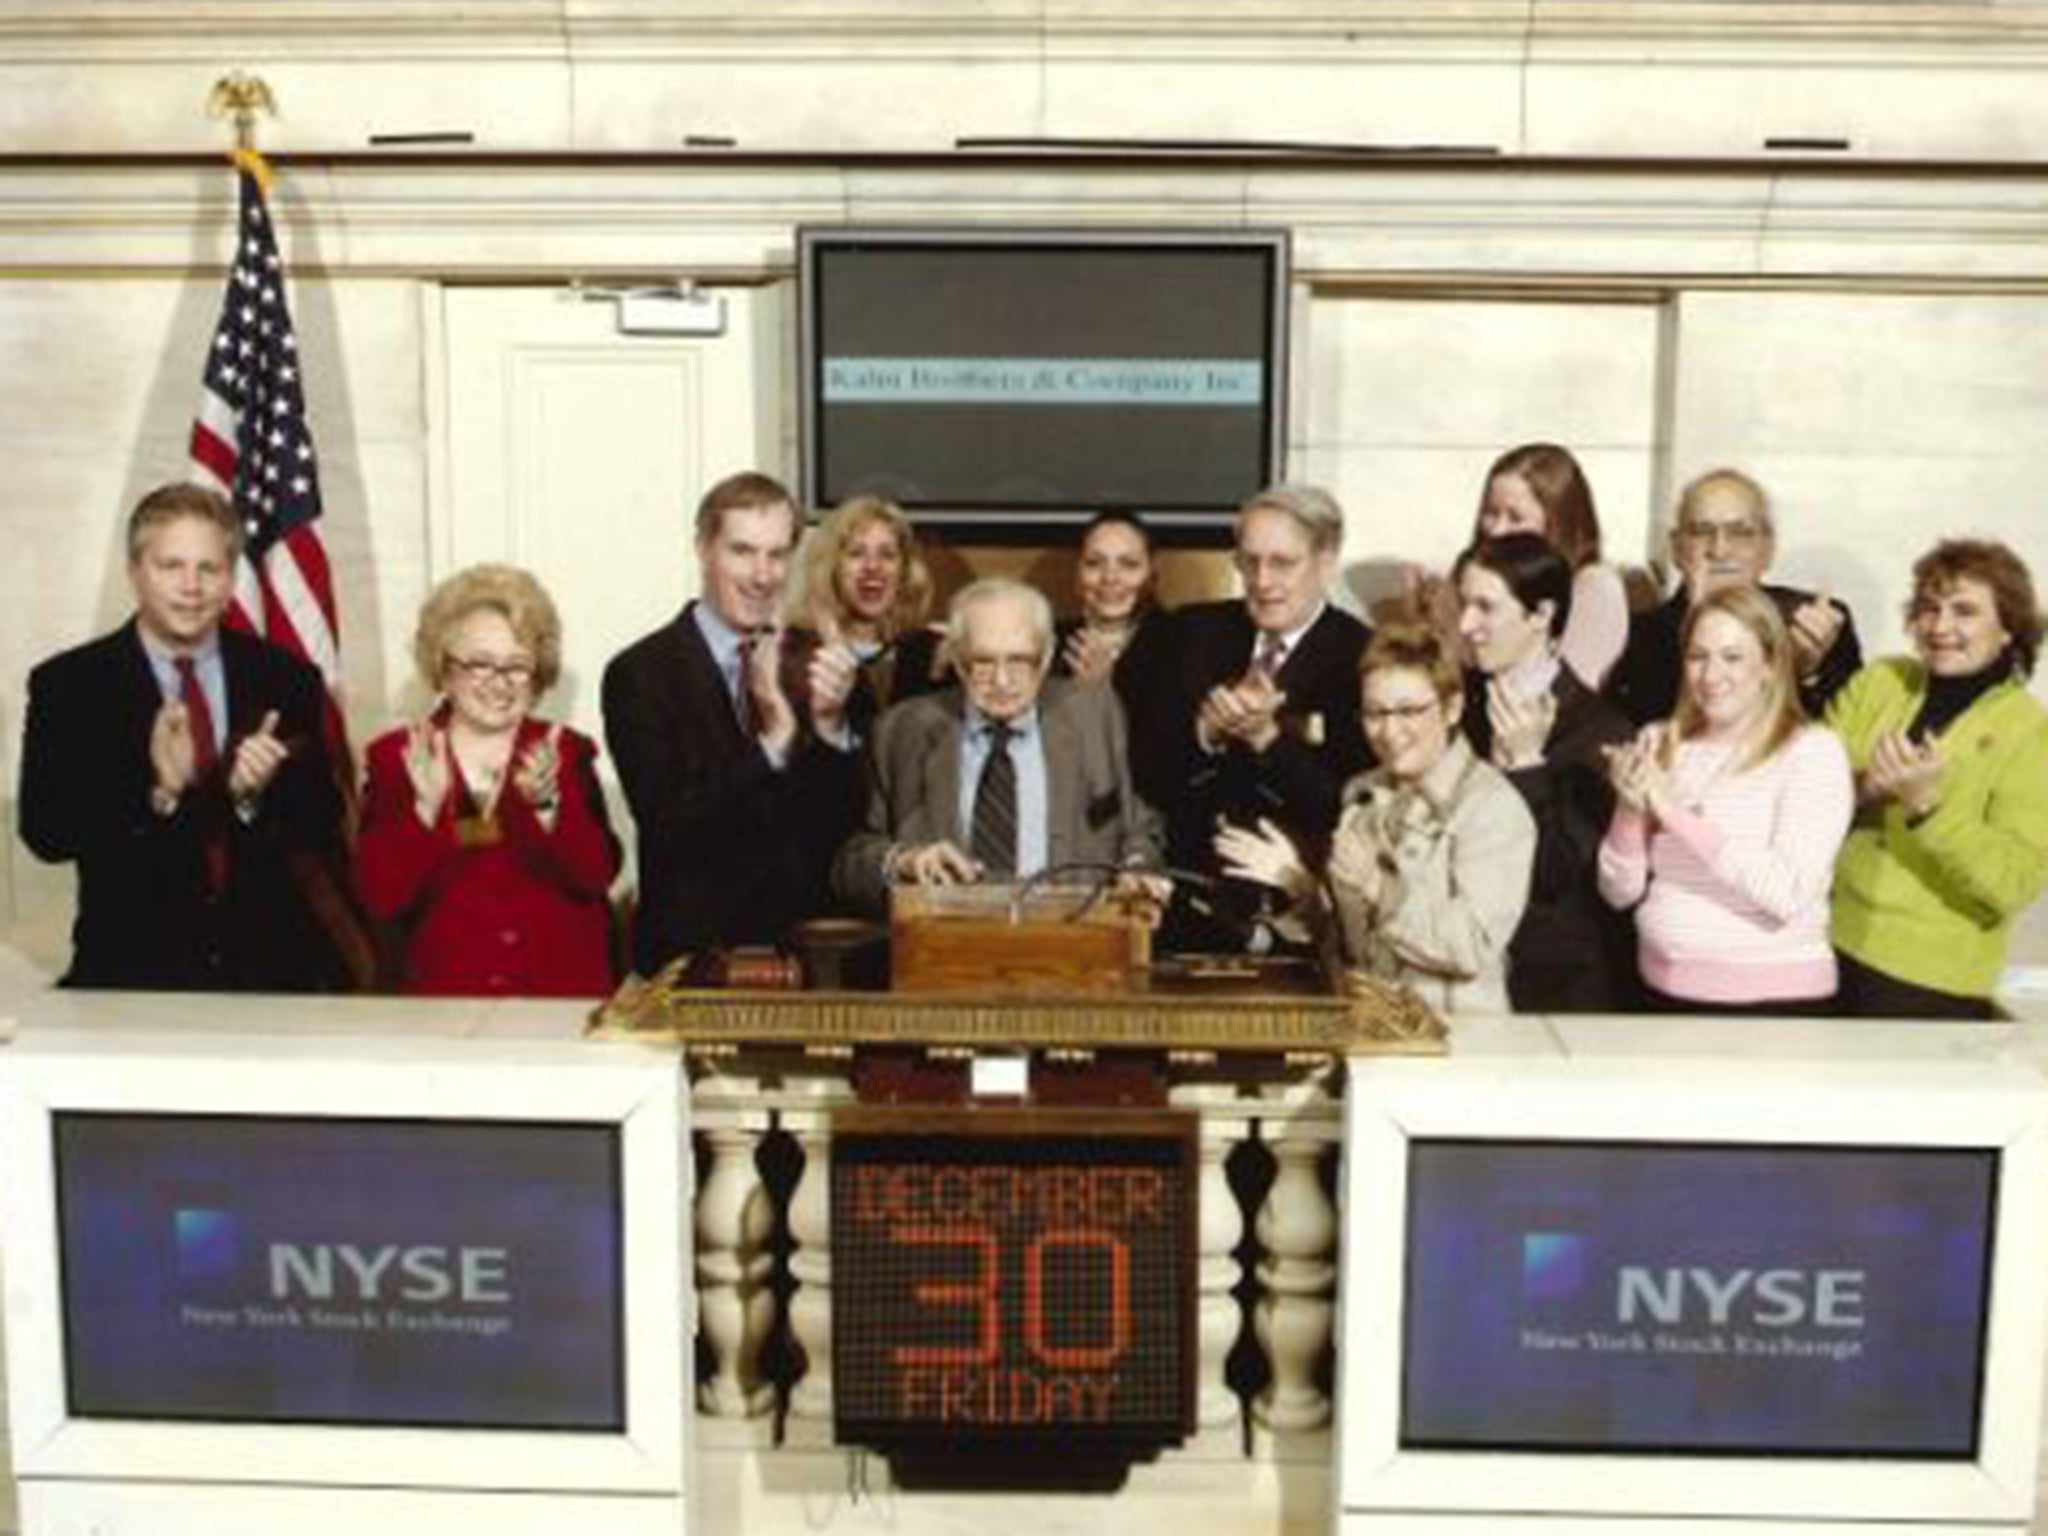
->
[602, 603, 860, 973]
[1608, 583, 1864, 727]
[1464, 665, 1637, 1012]
[18, 622, 348, 990]
[1122, 600, 1372, 946]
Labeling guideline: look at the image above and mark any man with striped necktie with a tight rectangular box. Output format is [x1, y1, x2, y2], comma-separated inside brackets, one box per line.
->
[1120, 484, 1373, 951]
[833, 577, 1160, 912]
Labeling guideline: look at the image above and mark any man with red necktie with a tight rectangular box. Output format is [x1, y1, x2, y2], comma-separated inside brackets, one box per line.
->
[602, 471, 862, 976]
[19, 482, 349, 989]
[1121, 483, 1373, 952]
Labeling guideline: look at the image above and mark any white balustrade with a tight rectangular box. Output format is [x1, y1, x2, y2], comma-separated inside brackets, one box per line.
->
[691, 1090, 777, 1421]
[1251, 1079, 1343, 1436]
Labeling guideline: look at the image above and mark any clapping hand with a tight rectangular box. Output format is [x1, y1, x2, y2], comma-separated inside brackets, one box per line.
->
[227, 710, 289, 804]
[1061, 625, 1123, 684]
[1486, 679, 1556, 770]
[747, 626, 799, 759]
[1213, 816, 1311, 903]
[149, 697, 199, 798]
[1325, 814, 1386, 912]
[1865, 729, 1944, 818]
[806, 619, 860, 743]
[1788, 592, 1846, 680]
[1603, 733, 1676, 822]
[404, 720, 452, 827]
[514, 722, 564, 822]
[1197, 668, 1285, 753]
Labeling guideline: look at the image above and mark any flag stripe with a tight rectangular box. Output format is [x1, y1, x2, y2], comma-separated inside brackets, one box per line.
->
[187, 151, 350, 786]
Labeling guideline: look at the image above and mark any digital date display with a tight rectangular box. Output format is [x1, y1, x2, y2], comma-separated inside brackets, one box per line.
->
[831, 1111, 1195, 1451]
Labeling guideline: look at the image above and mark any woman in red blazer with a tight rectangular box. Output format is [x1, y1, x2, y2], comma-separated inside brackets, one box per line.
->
[357, 564, 620, 996]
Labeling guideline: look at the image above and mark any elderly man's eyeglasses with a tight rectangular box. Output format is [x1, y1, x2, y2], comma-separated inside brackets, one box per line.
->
[1677, 519, 1766, 551]
[961, 653, 1041, 683]
[448, 655, 535, 687]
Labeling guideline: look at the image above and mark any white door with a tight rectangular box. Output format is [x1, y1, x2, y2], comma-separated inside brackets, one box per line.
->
[433, 283, 786, 741]
[432, 283, 786, 893]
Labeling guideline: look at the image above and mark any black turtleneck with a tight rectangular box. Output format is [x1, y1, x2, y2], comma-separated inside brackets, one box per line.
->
[1909, 647, 2019, 742]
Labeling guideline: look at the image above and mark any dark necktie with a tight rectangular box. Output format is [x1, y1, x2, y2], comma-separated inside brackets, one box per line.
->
[969, 722, 1018, 878]
[1255, 631, 1288, 681]
[732, 632, 758, 736]
[174, 655, 229, 891]
[174, 656, 219, 772]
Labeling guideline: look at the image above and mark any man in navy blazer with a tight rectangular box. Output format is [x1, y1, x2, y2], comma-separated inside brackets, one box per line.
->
[18, 483, 349, 990]
[833, 577, 1160, 912]
[1121, 484, 1372, 950]
[603, 471, 860, 975]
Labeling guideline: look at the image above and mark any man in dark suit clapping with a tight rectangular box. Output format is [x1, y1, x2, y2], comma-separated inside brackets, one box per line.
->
[1121, 484, 1372, 951]
[602, 471, 860, 975]
[19, 482, 349, 990]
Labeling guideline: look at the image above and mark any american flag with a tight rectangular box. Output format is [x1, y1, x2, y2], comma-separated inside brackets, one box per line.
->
[188, 148, 343, 701]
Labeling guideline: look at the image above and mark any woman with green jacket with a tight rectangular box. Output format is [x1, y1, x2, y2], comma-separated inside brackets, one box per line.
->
[1827, 539, 2048, 1019]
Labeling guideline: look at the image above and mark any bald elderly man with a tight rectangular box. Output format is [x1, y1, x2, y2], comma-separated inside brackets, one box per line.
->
[833, 576, 1160, 912]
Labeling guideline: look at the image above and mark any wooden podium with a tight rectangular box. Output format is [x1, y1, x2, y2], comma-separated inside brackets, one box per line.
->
[887, 882, 1150, 996]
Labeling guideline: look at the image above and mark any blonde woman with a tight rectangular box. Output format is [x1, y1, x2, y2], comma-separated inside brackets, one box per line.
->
[1597, 584, 1852, 1012]
[357, 564, 619, 996]
[792, 494, 943, 725]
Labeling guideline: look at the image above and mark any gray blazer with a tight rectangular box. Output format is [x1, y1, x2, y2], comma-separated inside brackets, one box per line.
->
[833, 677, 1162, 914]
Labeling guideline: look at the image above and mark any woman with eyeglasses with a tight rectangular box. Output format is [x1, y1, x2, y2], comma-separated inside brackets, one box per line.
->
[1598, 584, 1853, 1013]
[357, 563, 620, 996]
[1827, 539, 2048, 1020]
[1455, 534, 1638, 1011]
[1471, 442, 1631, 689]
[1608, 468, 1862, 727]
[1213, 619, 1536, 1013]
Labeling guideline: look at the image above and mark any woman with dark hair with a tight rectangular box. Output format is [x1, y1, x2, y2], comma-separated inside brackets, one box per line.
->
[1473, 441, 1632, 690]
[357, 564, 620, 996]
[1828, 538, 2048, 1019]
[1455, 534, 1637, 1011]
[1597, 585, 1852, 1013]
[1054, 510, 1161, 692]
[1212, 619, 1536, 1014]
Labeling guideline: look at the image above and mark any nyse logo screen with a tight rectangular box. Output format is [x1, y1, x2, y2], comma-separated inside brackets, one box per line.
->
[1401, 1140, 1997, 1456]
[55, 1114, 622, 1429]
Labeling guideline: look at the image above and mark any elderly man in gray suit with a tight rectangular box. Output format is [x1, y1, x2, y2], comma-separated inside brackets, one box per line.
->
[833, 575, 1162, 913]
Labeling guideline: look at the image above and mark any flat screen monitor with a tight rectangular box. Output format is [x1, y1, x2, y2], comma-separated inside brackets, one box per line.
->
[54, 1112, 623, 1431]
[798, 226, 1290, 540]
[1336, 1055, 2048, 1530]
[0, 1030, 687, 1497]
[1402, 1139, 1995, 1458]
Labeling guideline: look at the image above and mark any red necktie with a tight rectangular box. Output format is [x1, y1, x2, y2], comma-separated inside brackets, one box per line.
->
[733, 632, 758, 736]
[174, 656, 219, 772]
[174, 655, 228, 891]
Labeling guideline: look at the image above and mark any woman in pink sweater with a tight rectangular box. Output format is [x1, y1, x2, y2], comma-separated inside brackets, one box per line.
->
[1597, 584, 1852, 1012]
